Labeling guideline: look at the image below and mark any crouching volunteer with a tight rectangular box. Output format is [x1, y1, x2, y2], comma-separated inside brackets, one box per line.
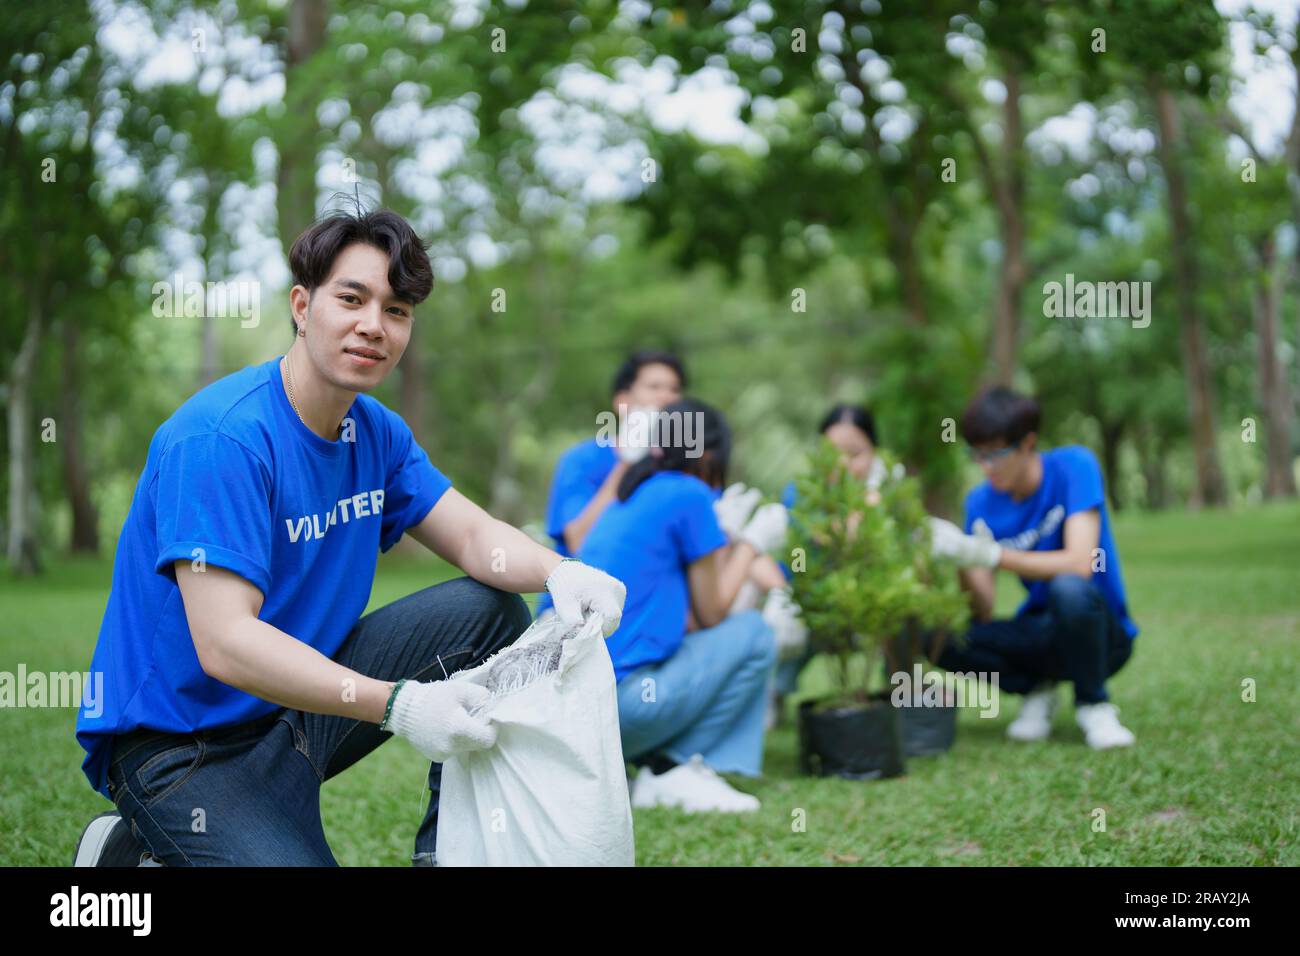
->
[72, 207, 625, 868]
[926, 386, 1137, 750]
[576, 399, 785, 813]
[534, 349, 686, 619]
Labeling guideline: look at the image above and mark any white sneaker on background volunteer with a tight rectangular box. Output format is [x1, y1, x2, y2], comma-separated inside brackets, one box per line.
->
[631, 755, 760, 813]
[1075, 702, 1136, 750]
[1006, 682, 1058, 741]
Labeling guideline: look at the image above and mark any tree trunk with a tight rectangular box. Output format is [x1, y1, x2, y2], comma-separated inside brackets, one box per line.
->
[1252, 234, 1297, 498]
[482, 255, 560, 524]
[883, 201, 928, 329]
[1099, 420, 1124, 512]
[200, 311, 219, 387]
[399, 345, 427, 452]
[199, 222, 219, 387]
[7, 302, 45, 574]
[1135, 421, 1169, 510]
[60, 319, 99, 553]
[988, 66, 1027, 386]
[1151, 83, 1226, 506]
[275, 0, 329, 259]
[843, 54, 928, 328]
[1286, 47, 1300, 284]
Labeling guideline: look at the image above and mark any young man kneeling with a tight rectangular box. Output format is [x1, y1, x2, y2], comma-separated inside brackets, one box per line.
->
[73, 208, 624, 866]
[927, 387, 1137, 750]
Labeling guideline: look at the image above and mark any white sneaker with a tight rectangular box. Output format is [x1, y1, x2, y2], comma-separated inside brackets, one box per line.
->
[631, 755, 760, 813]
[1075, 702, 1136, 750]
[1007, 683, 1058, 741]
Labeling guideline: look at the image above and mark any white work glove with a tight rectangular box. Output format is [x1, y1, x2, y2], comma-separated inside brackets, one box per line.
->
[617, 406, 657, 464]
[763, 587, 808, 662]
[740, 502, 788, 553]
[384, 678, 497, 763]
[864, 457, 887, 506]
[865, 455, 887, 491]
[545, 558, 626, 637]
[714, 482, 762, 539]
[617, 444, 649, 465]
[928, 517, 1001, 568]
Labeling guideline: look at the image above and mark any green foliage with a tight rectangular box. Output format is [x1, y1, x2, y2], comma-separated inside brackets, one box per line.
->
[788, 439, 969, 703]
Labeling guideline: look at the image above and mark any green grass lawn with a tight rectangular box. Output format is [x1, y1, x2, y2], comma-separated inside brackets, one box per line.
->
[3, 503, 1297, 866]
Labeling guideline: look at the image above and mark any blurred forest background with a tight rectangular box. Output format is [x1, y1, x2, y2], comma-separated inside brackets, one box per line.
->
[3, 0, 1298, 575]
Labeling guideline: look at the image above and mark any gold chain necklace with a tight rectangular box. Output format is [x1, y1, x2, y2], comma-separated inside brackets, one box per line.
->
[283, 354, 341, 439]
[282, 355, 306, 426]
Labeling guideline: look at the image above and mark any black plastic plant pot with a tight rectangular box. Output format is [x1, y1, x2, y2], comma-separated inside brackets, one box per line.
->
[797, 694, 906, 780]
[895, 699, 957, 757]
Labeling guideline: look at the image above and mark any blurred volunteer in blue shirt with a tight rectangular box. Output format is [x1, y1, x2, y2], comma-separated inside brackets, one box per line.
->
[72, 208, 624, 868]
[926, 387, 1137, 750]
[577, 399, 786, 814]
[533, 350, 686, 618]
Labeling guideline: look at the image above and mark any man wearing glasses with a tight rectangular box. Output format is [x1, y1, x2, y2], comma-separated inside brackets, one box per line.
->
[927, 387, 1137, 749]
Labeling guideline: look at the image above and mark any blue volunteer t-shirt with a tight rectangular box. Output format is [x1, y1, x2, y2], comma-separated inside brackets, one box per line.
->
[535, 437, 619, 615]
[963, 445, 1137, 638]
[577, 471, 727, 681]
[76, 356, 452, 799]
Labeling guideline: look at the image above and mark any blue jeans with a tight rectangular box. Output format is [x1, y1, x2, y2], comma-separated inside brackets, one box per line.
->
[103, 577, 531, 866]
[934, 574, 1133, 705]
[616, 609, 776, 777]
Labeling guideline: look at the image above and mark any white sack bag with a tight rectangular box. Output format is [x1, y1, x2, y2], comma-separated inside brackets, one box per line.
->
[435, 613, 636, 866]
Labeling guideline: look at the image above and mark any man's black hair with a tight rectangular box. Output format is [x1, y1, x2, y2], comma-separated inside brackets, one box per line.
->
[959, 386, 1041, 446]
[287, 208, 433, 334]
[818, 403, 879, 447]
[610, 350, 687, 396]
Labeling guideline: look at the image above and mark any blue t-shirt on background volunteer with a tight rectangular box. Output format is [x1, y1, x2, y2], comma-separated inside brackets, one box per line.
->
[963, 445, 1137, 639]
[535, 437, 619, 616]
[577, 471, 727, 682]
[75, 356, 452, 800]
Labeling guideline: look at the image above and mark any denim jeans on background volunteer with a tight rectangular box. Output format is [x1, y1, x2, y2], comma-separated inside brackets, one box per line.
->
[616, 609, 776, 777]
[774, 648, 814, 697]
[104, 576, 531, 866]
[933, 574, 1133, 705]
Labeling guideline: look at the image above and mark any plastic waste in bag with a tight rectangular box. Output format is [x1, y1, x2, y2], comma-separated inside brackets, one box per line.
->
[435, 612, 636, 866]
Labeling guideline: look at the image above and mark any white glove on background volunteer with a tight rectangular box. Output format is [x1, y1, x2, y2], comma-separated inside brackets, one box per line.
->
[762, 587, 808, 662]
[928, 517, 1001, 568]
[740, 502, 789, 553]
[714, 483, 762, 539]
[384, 679, 497, 763]
[545, 558, 626, 636]
[617, 406, 657, 464]
[617, 443, 649, 465]
[865, 455, 887, 491]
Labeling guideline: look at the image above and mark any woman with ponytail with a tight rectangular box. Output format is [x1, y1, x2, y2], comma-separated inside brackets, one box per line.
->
[576, 399, 784, 813]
